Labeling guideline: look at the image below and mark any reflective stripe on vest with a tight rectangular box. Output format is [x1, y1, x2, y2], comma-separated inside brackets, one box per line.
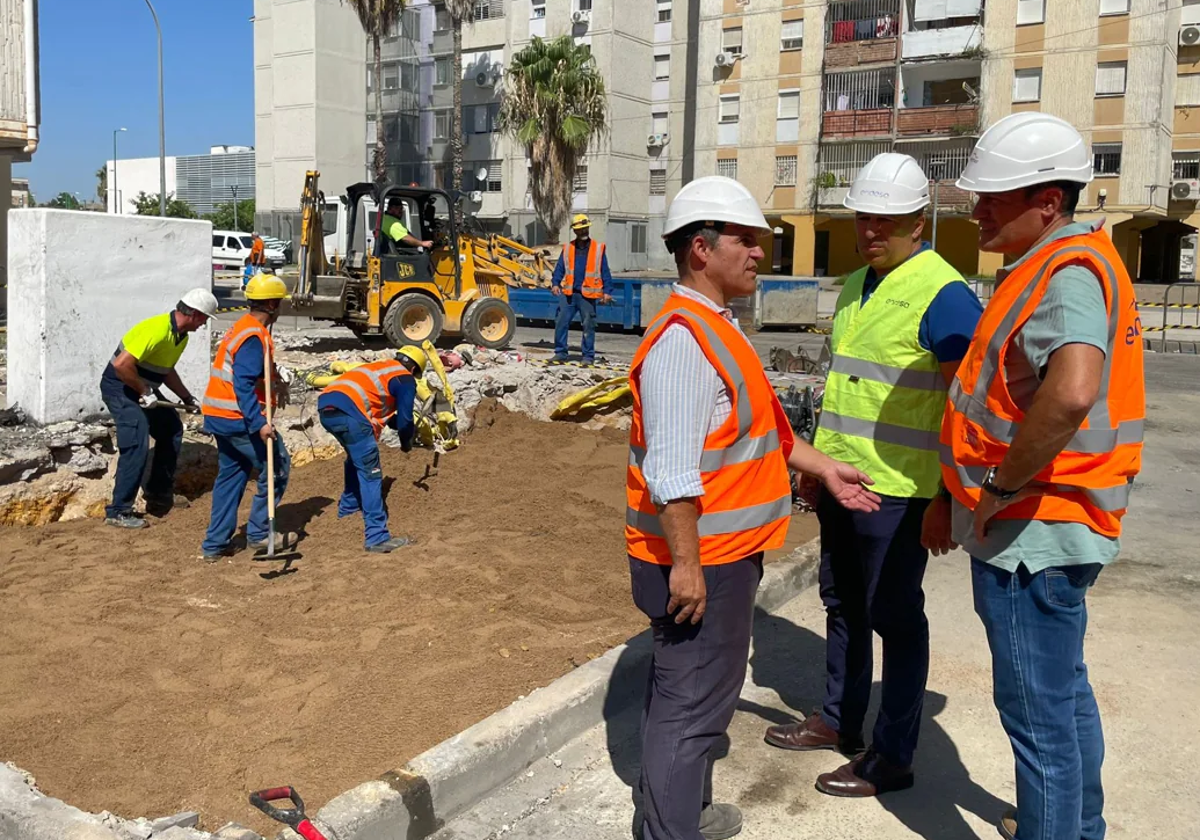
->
[562, 241, 605, 299]
[321, 360, 410, 437]
[940, 230, 1145, 538]
[201, 316, 272, 421]
[626, 294, 794, 565]
[813, 250, 967, 498]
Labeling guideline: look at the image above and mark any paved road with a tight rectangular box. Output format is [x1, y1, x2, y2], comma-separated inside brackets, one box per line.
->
[431, 352, 1200, 840]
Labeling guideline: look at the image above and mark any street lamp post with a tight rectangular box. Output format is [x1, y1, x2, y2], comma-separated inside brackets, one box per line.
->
[143, 0, 166, 216]
[231, 185, 239, 232]
[112, 127, 127, 214]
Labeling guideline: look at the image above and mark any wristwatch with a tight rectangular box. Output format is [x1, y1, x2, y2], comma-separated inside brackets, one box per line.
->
[981, 466, 1021, 501]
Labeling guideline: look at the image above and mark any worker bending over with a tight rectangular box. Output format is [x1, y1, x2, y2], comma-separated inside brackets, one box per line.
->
[627, 176, 881, 840]
[101, 289, 219, 528]
[945, 113, 1143, 840]
[764, 153, 982, 799]
[200, 275, 295, 561]
[317, 346, 423, 554]
[551, 214, 613, 365]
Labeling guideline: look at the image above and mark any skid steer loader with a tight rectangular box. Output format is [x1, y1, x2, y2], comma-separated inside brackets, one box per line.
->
[286, 171, 552, 349]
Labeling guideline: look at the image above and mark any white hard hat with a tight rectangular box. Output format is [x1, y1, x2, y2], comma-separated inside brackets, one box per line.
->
[180, 288, 218, 319]
[663, 176, 770, 244]
[957, 112, 1093, 193]
[843, 152, 930, 214]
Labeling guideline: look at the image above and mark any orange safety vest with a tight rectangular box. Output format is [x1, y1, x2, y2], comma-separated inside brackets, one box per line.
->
[249, 237, 266, 267]
[321, 360, 413, 438]
[562, 241, 605, 300]
[940, 225, 1144, 538]
[627, 293, 796, 565]
[201, 313, 274, 421]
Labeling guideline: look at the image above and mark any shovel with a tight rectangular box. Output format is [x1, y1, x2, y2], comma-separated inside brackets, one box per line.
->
[259, 335, 299, 562]
[249, 786, 328, 840]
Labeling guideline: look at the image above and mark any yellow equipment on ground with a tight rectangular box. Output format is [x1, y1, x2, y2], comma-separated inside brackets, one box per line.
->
[287, 171, 553, 350]
[550, 377, 632, 420]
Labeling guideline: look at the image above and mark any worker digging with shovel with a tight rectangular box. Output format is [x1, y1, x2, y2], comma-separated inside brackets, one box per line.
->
[315, 345, 423, 554]
[199, 274, 297, 561]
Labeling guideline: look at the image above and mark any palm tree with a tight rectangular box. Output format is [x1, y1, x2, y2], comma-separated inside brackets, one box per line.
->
[343, 0, 408, 185]
[444, 0, 474, 194]
[96, 165, 107, 205]
[499, 36, 606, 245]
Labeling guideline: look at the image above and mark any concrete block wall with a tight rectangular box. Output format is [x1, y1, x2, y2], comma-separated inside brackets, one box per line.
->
[6, 210, 213, 424]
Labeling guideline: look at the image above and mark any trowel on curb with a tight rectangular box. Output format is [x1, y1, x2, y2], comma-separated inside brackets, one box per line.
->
[249, 786, 329, 840]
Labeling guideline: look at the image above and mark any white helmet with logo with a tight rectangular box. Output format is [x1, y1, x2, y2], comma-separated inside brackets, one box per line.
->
[180, 288, 219, 319]
[663, 175, 770, 250]
[843, 153, 930, 215]
[957, 112, 1093, 193]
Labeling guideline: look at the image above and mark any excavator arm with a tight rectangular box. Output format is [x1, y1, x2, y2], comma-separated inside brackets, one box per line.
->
[294, 170, 328, 301]
[463, 233, 553, 289]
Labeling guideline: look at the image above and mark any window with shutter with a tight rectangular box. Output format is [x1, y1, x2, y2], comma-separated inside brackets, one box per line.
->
[434, 111, 449, 140]
[1178, 74, 1200, 106]
[1095, 62, 1126, 96]
[781, 20, 803, 51]
[719, 95, 740, 124]
[574, 166, 588, 192]
[723, 28, 742, 54]
[652, 112, 669, 134]
[655, 54, 670, 80]
[531, 0, 545, 16]
[718, 159, 738, 179]
[1099, 0, 1128, 14]
[1173, 151, 1200, 180]
[1013, 68, 1042, 102]
[1016, 0, 1044, 25]
[488, 160, 503, 191]
[777, 91, 800, 143]
[650, 170, 667, 196]
[775, 156, 798, 187]
[631, 223, 648, 254]
[657, 0, 672, 22]
[1092, 143, 1121, 175]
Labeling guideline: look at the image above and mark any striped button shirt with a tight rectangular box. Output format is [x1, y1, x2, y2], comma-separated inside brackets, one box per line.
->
[639, 283, 743, 505]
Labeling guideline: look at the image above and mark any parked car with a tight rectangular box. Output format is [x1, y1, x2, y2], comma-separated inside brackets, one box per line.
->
[211, 230, 285, 270]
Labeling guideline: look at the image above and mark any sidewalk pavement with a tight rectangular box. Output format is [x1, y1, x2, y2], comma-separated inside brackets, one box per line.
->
[434, 354, 1200, 840]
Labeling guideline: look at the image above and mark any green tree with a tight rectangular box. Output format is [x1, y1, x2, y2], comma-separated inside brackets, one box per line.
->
[445, 0, 474, 195]
[499, 36, 607, 245]
[342, 0, 407, 186]
[96, 166, 107, 205]
[206, 199, 256, 231]
[130, 191, 198, 219]
[45, 192, 82, 210]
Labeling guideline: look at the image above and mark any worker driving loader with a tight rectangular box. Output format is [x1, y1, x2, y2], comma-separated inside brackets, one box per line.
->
[287, 172, 533, 351]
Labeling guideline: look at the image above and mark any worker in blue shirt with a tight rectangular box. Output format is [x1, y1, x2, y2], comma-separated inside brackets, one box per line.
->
[550, 214, 613, 364]
[199, 275, 294, 561]
[316, 346, 422, 554]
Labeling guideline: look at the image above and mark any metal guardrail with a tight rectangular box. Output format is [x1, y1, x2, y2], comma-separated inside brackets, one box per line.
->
[1158, 282, 1200, 351]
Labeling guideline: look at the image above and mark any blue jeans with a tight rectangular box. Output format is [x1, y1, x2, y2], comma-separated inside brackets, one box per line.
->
[554, 293, 597, 360]
[972, 559, 1105, 840]
[201, 430, 290, 554]
[100, 370, 183, 518]
[319, 408, 391, 547]
[818, 493, 929, 766]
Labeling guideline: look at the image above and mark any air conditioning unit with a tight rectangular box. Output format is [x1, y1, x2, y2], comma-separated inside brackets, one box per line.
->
[469, 190, 485, 202]
[475, 71, 493, 88]
[1181, 24, 1200, 46]
[647, 134, 661, 147]
[1172, 179, 1200, 200]
[715, 51, 738, 68]
[572, 9, 591, 24]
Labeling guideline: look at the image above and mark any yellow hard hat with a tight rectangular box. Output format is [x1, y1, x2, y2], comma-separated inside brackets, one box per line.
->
[396, 344, 429, 371]
[244, 274, 289, 301]
[571, 214, 591, 230]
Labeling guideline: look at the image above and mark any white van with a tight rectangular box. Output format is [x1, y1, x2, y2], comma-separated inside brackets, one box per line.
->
[211, 231, 285, 270]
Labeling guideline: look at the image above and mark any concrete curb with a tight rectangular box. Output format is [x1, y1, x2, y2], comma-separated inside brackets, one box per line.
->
[312, 539, 821, 840]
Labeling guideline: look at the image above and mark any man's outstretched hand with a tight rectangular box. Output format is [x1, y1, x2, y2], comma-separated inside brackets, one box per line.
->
[819, 462, 881, 513]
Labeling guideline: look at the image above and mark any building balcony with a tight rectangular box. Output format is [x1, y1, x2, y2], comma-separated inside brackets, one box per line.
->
[817, 186, 851, 208]
[896, 103, 978, 137]
[902, 24, 982, 60]
[822, 109, 894, 139]
[825, 37, 898, 69]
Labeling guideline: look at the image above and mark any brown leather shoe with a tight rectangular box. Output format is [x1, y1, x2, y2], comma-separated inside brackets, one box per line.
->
[764, 712, 865, 756]
[815, 748, 914, 798]
[998, 810, 1017, 840]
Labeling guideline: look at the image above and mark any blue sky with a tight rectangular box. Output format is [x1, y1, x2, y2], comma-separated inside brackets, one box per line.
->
[14, 0, 254, 203]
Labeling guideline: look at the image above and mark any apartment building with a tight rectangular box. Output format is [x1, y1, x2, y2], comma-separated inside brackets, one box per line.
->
[2, 0, 39, 314]
[254, 0, 692, 270]
[105, 146, 255, 215]
[699, 0, 1200, 282]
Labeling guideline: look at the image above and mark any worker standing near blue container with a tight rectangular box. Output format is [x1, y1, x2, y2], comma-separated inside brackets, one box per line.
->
[551, 214, 613, 365]
[316, 346, 423, 554]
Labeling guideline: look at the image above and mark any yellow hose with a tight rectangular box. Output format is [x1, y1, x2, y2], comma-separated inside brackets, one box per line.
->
[551, 377, 631, 419]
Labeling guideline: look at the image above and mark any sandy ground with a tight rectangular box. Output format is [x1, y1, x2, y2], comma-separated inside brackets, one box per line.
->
[0, 403, 816, 835]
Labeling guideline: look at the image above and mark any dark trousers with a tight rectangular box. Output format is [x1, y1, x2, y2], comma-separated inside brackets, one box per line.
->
[818, 492, 930, 767]
[100, 371, 182, 518]
[631, 554, 762, 840]
[554, 293, 597, 360]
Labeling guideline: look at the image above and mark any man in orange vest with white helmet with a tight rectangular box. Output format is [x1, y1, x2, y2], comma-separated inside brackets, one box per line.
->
[550, 213, 613, 364]
[628, 176, 882, 840]
[200, 274, 295, 561]
[316, 345, 422, 554]
[940, 112, 1144, 840]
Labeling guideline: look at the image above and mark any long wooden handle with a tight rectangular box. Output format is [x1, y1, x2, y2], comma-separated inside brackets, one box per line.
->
[263, 333, 276, 521]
